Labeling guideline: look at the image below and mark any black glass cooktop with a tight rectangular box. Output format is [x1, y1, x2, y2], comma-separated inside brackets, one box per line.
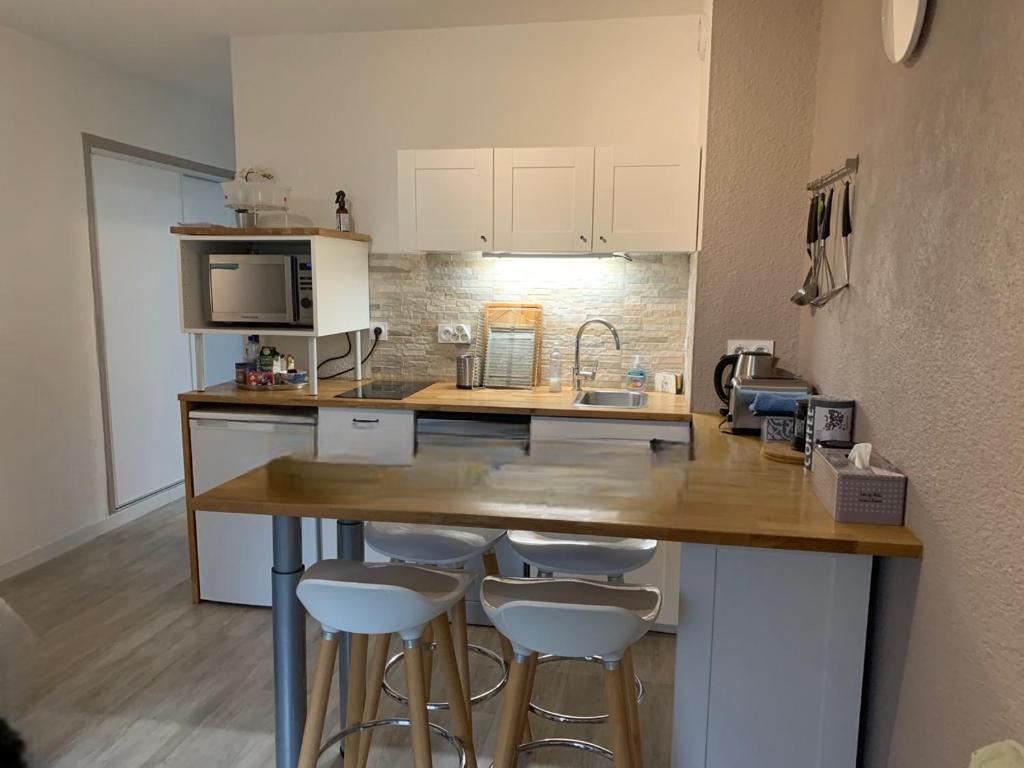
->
[335, 380, 434, 400]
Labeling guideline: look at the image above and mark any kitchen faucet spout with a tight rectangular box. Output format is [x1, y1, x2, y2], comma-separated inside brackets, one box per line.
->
[573, 318, 622, 391]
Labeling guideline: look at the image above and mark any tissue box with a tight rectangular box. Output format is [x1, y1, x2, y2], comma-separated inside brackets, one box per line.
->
[811, 446, 907, 525]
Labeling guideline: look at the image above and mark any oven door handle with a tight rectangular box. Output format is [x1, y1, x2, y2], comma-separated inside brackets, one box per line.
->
[209, 262, 240, 270]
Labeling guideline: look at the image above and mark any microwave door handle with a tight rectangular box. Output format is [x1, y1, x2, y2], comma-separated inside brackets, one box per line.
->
[284, 259, 297, 322]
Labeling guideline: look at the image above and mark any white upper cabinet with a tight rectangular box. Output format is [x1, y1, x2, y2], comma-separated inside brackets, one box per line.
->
[398, 148, 493, 252]
[397, 145, 701, 253]
[494, 147, 594, 252]
[593, 145, 701, 252]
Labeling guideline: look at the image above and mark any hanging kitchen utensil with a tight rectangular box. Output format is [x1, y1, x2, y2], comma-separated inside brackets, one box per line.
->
[819, 186, 836, 294]
[812, 181, 852, 307]
[790, 195, 820, 305]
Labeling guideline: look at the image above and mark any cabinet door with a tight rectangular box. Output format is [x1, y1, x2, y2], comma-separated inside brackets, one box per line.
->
[593, 146, 701, 252]
[398, 148, 493, 252]
[494, 147, 594, 252]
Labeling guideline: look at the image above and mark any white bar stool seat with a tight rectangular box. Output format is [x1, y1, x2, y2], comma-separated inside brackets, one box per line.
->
[481, 577, 660, 662]
[482, 576, 661, 768]
[506, 531, 657, 577]
[365, 523, 504, 566]
[295, 560, 479, 768]
[298, 560, 473, 640]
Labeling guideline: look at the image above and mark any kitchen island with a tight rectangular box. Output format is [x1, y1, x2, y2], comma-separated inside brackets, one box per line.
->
[190, 402, 921, 768]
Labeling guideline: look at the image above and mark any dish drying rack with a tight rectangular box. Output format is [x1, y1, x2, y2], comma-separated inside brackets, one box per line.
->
[221, 179, 292, 226]
[477, 303, 544, 389]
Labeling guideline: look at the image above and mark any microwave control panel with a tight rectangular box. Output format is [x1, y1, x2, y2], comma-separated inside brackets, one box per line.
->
[297, 261, 313, 324]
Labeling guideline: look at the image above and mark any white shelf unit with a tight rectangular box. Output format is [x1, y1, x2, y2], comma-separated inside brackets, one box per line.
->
[176, 233, 370, 394]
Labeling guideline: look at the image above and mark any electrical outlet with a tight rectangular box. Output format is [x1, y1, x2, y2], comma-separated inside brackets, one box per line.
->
[371, 322, 388, 341]
[726, 339, 775, 355]
[438, 323, 472, 344]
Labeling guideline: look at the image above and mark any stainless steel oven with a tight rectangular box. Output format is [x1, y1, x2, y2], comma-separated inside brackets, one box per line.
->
[207, 254, 313, 326]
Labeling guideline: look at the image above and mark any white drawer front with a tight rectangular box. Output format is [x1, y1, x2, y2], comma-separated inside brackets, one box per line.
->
[318, 408, 415, 464]
[530, 416, 691, 443]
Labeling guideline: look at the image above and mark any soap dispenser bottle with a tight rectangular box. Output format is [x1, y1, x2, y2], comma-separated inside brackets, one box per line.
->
[625, 355, 646, 391]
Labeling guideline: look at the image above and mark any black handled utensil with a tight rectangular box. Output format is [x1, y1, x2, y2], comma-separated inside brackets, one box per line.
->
[812, 182, 852, 307]
[791, 196, 820, 305]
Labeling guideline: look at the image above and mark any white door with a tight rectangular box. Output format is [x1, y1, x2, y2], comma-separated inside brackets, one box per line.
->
[494, 147, 594, 252]
[181, 174, 242, 385]
[398, 148, 493, 251]
[93, 154, 192, 508]
[593, 145, 701, 252]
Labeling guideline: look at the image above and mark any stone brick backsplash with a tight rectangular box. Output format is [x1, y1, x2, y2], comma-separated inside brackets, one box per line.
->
[316, 252, 689, 389]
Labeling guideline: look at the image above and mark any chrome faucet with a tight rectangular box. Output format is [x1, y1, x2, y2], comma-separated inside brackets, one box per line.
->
[573, 318, 622, 391]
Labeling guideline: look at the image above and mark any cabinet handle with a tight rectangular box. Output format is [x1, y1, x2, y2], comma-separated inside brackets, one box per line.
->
[599, 236, 607, 243]
[579, 235, 588, 243]
[480, 235, 488, 242]
[352, 418, 380, 424]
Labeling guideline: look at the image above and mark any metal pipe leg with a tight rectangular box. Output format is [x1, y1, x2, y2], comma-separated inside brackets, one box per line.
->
[272, 516, 306, 768]
[336, 520, 365, 745]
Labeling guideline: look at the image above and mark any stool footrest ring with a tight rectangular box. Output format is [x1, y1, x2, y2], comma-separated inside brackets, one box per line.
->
[528, 655, 644, 724]
[318, 717, 466, 767]
[487, 738, 615, 767]
[383, 643, 508, 711]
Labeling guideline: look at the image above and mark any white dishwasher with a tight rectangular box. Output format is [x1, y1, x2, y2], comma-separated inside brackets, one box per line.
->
[190, 408, 320, 606]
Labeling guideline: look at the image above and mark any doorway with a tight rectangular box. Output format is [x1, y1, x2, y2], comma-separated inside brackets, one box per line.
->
[84, 135, 237, 514]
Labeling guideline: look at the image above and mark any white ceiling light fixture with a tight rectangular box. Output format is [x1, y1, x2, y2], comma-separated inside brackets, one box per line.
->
[881, 0, 928, 64]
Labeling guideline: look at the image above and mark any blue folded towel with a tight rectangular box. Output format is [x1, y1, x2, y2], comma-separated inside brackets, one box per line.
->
[750, 392, 802, 416]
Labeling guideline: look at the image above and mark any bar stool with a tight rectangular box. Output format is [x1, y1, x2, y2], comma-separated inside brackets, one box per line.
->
[481, 576, 661, 768]
[296, 560, 478, 768]
[506, 531, 656, 738]
[362, 523, 511, 724]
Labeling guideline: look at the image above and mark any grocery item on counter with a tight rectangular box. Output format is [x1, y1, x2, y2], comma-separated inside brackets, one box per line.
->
[803, 396, 856, 469]
[244, 335, 261, 363]
[235, 362, 257, 384]
[246, 369, 275, 387]
[549, 349, 562, 393]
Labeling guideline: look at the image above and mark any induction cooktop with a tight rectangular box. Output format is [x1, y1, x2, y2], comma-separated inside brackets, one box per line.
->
[335, 380, 434, 400]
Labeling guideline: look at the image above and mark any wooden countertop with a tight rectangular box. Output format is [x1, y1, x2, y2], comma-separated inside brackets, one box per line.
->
[171, 225, 371, 242]
[179, 381, 693, 422]
[192, 413, 922, 558]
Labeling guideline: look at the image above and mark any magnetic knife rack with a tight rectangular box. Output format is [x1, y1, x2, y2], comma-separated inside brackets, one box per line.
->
[807, 156, 859, 191]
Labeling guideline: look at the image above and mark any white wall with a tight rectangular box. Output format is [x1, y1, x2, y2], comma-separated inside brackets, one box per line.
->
[0, 23, 235, 572]
[231, 16, 702, 253]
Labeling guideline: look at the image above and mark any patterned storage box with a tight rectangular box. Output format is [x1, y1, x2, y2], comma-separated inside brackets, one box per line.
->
[810, 446, 907, 525]
[761, 415, 795, 443]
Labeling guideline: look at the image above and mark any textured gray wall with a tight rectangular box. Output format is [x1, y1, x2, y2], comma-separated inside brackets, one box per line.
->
[688, 0, 821, 412]
[804, 2, 1024, 766]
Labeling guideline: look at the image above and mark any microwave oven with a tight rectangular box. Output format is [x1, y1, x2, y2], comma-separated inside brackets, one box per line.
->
[207, 254, 313, 326]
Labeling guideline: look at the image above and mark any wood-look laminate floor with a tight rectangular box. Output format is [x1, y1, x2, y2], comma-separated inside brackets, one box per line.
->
[0, 500, 676, 767]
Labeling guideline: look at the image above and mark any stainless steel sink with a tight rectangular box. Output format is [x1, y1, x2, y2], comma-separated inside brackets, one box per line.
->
[573, 390, 648, 409]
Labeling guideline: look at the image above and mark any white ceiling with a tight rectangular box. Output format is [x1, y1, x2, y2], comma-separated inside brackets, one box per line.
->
[0, 0, 702, 106]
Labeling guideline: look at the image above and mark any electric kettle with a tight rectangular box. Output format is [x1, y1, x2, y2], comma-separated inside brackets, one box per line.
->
[713, 351, 777, 405]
